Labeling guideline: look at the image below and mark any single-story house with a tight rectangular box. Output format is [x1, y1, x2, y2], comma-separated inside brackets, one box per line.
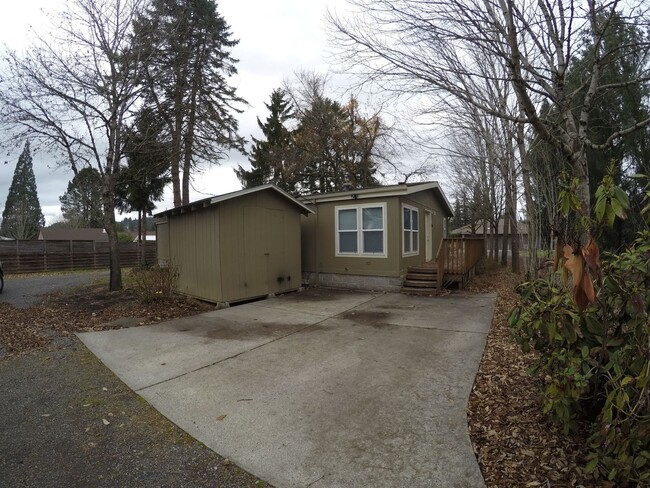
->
[300, 182, 454, 291]
[38, 227, 108, 242]
[451, 218, 528, 253]
[154, 184, 313, 305]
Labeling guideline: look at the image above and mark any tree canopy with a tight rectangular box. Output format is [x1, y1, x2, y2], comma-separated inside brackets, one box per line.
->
[134, 0, 245, 206]
[59, 167, 104, 228]
[237, 76, 385, 195]
[1, 142, 45, 239]
[235, 88, 294, 191]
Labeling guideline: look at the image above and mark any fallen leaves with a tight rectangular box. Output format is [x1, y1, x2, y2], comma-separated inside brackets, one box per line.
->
[466, 263, 593, 487]
[0, 285, 214, 359]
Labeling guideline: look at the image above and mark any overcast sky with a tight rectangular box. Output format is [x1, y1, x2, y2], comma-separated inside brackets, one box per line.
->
[0, 0, 426, 226]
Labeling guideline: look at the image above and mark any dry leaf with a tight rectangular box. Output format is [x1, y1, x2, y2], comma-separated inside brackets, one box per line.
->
[582, 268, 595, 304]
[215, 414, 227, 421]
[582, 238, 601, 278]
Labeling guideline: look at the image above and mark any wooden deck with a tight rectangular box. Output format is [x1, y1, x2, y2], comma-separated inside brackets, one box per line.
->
[436, 237, 484, 290]
[401, 238, 485, 294]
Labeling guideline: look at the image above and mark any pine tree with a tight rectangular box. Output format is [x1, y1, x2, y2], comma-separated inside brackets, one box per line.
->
[292, 94, 381, 194]
[116, 106, 171, 263]
[59, 167, 104, 227]
[235, 88, 294, 191]
[134, 0, 245, 207]
[1, 142, 45, 239]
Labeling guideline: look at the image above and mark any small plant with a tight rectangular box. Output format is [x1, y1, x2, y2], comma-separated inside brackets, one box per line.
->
[130, 264, 179, 301]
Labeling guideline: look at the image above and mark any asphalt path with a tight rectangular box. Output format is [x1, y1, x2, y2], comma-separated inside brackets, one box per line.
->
[0, 270, 109, 308]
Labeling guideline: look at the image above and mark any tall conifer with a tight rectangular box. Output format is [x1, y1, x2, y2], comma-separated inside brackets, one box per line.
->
[1, 142, 45, 239]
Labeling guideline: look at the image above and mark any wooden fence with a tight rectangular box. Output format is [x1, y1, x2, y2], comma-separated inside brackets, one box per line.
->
[0, 240, 157, 274]
[437, 237, 484, 290]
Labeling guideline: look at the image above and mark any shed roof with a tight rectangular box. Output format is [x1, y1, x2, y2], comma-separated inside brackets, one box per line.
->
[300, 181, 454, 217]
[38, 227, 108, 241]
[154, 184, 314, 218]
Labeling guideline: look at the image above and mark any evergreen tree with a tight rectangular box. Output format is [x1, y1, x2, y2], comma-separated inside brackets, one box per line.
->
[116, 106, 171, 262]
[59, 167, 104, 227]
[292, 95, 381, 194]
[134, 0, 245, 207]
[1, 142, 45, 239]
[235, 88, 294, 191]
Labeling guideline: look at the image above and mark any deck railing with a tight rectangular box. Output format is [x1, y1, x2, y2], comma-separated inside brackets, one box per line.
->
[436, 237, 484, 290]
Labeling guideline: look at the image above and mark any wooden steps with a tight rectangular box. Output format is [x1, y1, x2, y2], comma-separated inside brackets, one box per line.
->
[401, 265, 439, 295]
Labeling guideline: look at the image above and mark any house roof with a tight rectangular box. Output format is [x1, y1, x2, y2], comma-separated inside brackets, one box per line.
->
[39, 227, 108, 241]
[299, 181, 454, 217]
[154, 184, 315, 218]
[451, 218, 528, 236]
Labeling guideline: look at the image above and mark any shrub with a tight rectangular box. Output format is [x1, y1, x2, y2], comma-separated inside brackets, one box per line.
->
[509, 230, 650, 485]
[130, 264, 179, 301]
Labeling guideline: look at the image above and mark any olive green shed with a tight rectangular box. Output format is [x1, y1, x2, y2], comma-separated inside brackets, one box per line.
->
[155, 184, 313, 305]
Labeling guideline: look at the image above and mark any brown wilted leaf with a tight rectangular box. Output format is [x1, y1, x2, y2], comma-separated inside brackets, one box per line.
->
[582, 238, 601, 278]
[582, 269, 595, 305]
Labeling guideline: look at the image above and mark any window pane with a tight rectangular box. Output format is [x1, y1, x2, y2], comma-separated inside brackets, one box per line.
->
[338, 209, 357, 230]
[362, 207, 383, 230]
[363, 231, 383, 253]
[413, 231, 419, 252]
[339, 232, 357, 253]
[404, 230, 411, 253]
[403, 208, 411, 230]
[412, 210, 419, 230]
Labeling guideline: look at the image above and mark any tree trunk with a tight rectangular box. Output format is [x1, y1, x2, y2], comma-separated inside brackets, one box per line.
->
[138, 209, 146, 267]
[517, 117, 537, 277]
[500, 215, 509, 266]
[102, 172, 121, 291]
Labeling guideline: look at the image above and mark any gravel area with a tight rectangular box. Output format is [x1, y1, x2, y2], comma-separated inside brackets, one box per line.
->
[0, 339, 270, 488]
[0, 270, 109, 308]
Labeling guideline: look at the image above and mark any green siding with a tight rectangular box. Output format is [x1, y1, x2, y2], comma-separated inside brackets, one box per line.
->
[155, 220, 170, 265]
[168, 207, 221, 302]
[301, 189, 448, 279]
[163, 188, 302, 304]
[302, 196, 401, 278]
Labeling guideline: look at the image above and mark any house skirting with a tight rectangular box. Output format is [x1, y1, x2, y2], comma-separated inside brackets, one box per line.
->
[302, 272, 402, 292]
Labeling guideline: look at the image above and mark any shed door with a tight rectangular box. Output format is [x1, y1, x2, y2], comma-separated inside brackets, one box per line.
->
[242, 207, 270, 298]
[265, 209, 293, 294]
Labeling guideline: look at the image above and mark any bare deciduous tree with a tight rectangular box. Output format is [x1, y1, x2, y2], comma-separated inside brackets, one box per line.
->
[0, 0, 146, 290]
[330, 0, 650, 245]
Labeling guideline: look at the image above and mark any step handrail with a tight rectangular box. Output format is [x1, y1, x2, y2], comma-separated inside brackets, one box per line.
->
[436, 237, 484, 290]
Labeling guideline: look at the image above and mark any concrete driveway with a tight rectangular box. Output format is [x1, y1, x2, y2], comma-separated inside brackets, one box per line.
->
[78, 288, 496, 488]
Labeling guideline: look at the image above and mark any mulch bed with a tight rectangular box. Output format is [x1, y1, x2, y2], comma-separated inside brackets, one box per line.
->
[467, 262, 595, 487]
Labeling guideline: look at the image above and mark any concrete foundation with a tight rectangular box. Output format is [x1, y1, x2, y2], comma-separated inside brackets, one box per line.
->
[302, 272, 402, 292]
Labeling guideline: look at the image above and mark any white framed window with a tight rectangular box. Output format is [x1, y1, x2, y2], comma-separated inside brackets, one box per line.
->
[335, 203, 387, 257]
[403, 204, 419, 256]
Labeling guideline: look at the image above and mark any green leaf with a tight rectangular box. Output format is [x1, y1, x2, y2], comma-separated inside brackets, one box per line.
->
[621, 376, 634, 386]
[606, 207, 616, 227]
[614, 186, 630, 209]
[595, 197, 606, 222]
[608, 467, 618, 481]
[610, 198, 626, 219]
[585, 456, 600, 474]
